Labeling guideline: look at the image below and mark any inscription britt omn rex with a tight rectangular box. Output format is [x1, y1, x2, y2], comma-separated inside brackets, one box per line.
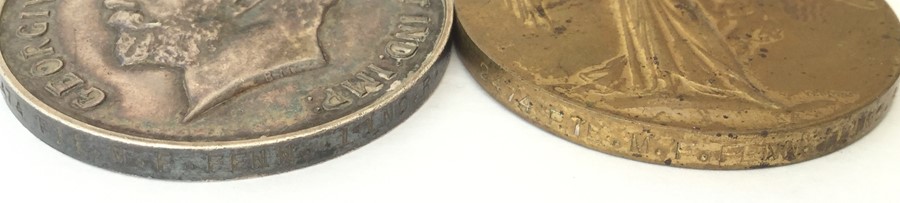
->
[320, 14, 433, 112]
[0, 0, 453, 180]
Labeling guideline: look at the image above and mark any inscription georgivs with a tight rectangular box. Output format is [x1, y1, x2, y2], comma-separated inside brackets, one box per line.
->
[503, 0, 880, 108]
[13, 2, 107, 110]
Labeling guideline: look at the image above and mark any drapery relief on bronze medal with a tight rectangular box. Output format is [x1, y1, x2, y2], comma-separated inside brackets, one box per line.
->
[457, 0, 898, 168]
[497, 0, 893, 131]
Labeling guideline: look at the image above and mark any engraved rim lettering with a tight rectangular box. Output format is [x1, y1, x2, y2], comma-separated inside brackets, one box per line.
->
[457, 0, 900, 169]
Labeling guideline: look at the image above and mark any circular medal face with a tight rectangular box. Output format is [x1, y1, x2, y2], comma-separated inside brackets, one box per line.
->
[457, 0, 900, 169]
[0, 0, 452, 180]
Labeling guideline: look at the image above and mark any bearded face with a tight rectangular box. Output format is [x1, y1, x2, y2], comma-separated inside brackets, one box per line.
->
[105, 0, 226, 68]
[102, 0, 340, 121]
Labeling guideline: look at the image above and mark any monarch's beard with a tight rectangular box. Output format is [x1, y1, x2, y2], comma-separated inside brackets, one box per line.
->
[109, 11, 223, 68]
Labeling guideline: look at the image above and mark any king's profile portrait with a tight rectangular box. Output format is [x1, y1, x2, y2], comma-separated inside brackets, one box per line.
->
[104, 0, 336, 122]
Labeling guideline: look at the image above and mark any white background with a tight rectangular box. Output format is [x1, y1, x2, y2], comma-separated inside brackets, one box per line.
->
[2, 2, 900, 203]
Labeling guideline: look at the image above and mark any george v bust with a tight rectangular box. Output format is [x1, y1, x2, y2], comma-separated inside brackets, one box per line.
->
[104, 0, 336, 122]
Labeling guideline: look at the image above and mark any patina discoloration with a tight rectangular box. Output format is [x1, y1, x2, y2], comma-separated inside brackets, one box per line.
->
[457, 0, 900, 169]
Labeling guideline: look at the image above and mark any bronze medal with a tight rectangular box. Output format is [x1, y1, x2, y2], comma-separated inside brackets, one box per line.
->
[457, 0, 900, 169]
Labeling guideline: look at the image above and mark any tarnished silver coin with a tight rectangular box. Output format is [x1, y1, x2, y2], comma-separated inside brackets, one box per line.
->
[0, 0, 452, 180]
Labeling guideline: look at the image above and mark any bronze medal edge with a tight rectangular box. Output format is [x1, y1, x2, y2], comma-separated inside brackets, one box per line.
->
[454, 10, 899, 169]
